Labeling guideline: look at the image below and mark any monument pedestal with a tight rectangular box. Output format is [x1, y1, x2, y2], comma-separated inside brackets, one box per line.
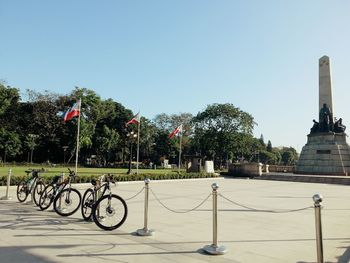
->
[296, 132, 350, 175]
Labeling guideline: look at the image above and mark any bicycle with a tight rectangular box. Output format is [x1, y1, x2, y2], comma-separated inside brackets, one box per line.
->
[52, 168, 82, 217]
[81, 175, 105, 221]
[82, 174, 128, 230]
[16, 168, 45, 206]
[38, 174, 65, 211]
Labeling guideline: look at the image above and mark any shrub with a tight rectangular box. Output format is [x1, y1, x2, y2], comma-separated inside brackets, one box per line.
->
[0, 171, 219, 186]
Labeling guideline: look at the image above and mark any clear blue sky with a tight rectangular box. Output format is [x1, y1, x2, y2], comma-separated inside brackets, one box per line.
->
[1, 1, 350, 152]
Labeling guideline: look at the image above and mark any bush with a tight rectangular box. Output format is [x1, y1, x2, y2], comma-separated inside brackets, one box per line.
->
[0, 171, 219, 186]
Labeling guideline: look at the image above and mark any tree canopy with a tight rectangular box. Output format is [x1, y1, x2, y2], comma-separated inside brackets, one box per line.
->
[0, 84, 298, 167]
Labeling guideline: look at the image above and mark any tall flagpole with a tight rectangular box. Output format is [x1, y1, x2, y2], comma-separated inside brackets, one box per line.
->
[178, 126, 182, 173]
[136, 119, 140, 175]
[75, 98, 81, 175]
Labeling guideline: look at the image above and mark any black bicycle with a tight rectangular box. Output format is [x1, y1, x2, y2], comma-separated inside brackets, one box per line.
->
[81, 175, 104, 221]
[52, 168, 82, 217]
[17, 169, 45, 206]
[38, 175, 65, 211]
[82, 174, 128, 230]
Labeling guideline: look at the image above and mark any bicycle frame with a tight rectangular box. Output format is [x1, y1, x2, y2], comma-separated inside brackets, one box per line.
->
[25, 170, 41, 196]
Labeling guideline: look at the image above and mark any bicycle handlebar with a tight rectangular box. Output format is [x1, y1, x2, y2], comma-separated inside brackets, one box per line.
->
[67, 168, 76, 177]
[95, 173, 116, 185]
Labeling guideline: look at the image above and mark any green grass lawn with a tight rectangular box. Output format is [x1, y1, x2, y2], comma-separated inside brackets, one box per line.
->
[0, 165, 182, 176]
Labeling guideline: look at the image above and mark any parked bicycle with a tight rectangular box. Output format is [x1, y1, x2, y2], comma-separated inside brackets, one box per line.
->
[17, 168, 45, 205]
[81, 175, 105, 221]
[52, 168, 82, 217]
[38, 174, 65, 211]
[81, 174, 128, 230]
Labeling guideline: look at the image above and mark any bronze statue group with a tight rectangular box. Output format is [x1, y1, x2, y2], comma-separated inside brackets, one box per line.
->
[310, 103, 346, 134]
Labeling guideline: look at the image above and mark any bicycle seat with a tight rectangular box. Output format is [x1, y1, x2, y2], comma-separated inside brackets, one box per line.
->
[91, 179, 97, 186]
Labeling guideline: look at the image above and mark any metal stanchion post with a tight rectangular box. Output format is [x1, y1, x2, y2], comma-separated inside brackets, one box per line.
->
[136, 178, 155, 236]
[58, 173, 64, 211]
[1, 169, 13, 200]
[313, 194, 324, 263]
[96, 175, 104, 219]
[203, 183, 227, 255]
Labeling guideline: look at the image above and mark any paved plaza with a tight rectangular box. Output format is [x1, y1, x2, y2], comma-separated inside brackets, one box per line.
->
[0, 177, 350, 263]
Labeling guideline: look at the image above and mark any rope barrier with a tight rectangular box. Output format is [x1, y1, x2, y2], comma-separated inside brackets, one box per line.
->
[219, 193, 313, 213]
[150, 188, 211, 213]
[124, 187, 145, 201]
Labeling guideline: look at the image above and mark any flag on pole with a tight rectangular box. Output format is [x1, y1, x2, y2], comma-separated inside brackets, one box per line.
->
[126, 112, 140, 126]
[169, 124, 183, 139]
[63, 101, 81, 122]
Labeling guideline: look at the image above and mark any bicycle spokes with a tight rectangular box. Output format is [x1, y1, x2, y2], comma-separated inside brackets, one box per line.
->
[93, 195, 127, 231]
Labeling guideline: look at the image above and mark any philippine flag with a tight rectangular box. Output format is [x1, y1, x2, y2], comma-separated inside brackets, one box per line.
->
[64, 100, 81, 122]
[126, 112, 140, 126]
[169, 124, 183, 139]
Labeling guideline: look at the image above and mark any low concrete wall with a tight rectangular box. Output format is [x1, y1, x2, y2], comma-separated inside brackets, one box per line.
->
[268, 165, 295, 173]
[229, 163, 263, 177]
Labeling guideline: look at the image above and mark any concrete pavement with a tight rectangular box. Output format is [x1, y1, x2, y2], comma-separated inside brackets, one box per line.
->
[1, 177, 350, 263]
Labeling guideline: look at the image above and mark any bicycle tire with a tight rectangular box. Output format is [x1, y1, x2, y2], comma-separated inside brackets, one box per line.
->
[17, 180, 28, 202]
[92, 194, 128, 231]
[39, 184, 55, 211]
[33, 181, 45, 207]
[53, 188, 82, 216]
[81, 188, 95, 221]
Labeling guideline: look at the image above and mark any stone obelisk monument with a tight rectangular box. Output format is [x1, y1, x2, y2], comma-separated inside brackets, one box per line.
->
[295, 56, 350, 175]
[319, 56, 333, 114]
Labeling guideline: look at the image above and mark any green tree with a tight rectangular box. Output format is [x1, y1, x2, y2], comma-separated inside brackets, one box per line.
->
[280, 147, 298, 165]
[267, 140, 273, 152]
[259, 134, 266, 148]
[0, 82, 20, 116]
[68, 87, 103, 163]
[192, 103, 256, 167]
[138, 117, 157, 163]
[0, 128, 22, 162]
[153, 112, 193, 136]
[153, 112, 193, 164]
[94, 125, 120, 166]
[151, 130, 177, 165]
[259, 150, 278, 164]
[21, 90, 64, 162]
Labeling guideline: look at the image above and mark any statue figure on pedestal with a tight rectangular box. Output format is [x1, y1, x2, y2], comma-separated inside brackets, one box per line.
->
[334, 118, 346, 133]
[310, 119, 319, 134]
[319, 103, 333, 132]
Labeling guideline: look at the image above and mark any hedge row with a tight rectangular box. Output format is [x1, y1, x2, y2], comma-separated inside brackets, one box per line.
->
[0, 172, 219, 186]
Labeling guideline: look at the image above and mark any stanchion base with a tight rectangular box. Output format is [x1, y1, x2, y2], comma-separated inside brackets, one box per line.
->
[202, 244, 227, 255]
[136, 228, 155, 236]
[0, 196, 13, 201]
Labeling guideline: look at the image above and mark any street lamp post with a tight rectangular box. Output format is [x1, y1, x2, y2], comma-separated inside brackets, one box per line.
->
[127, 131, 137, 174]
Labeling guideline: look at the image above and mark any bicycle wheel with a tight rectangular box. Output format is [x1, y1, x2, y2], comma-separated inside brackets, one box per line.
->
[17, 180, 28, 202]
[81, 188, 95, 221]
[53, 188, 82, 216]
[39, 184, 55, 211]
[92, 194, 128, 231]
[33, 181, 45, 207]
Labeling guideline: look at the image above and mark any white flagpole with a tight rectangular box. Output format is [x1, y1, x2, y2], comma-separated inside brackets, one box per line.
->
[75, 98, 81, 175]
[136, 119, 140, 175]
[178, 125, 182, 173]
